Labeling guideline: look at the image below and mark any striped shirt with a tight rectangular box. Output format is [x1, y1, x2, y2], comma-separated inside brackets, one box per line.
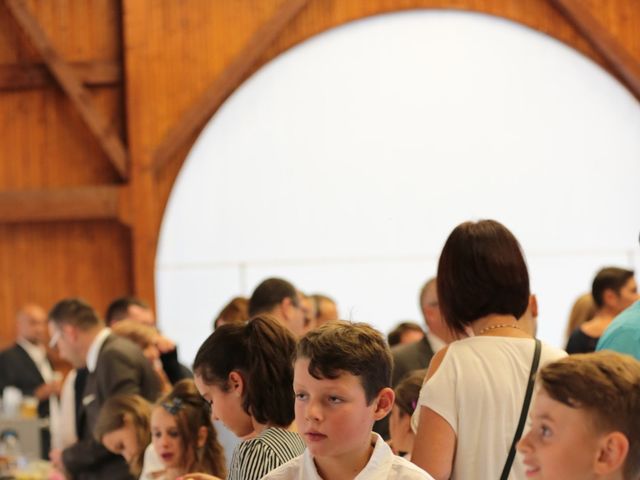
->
[227, 427, 305, 480]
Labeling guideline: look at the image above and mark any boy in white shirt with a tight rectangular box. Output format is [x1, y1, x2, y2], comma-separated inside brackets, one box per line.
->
[518, 351, 640, 480]
[264, 321, 433, 480]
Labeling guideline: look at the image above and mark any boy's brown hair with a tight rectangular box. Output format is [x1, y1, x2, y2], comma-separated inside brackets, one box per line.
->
[296, 320, 392, 404]
[539, 351, 640, 480]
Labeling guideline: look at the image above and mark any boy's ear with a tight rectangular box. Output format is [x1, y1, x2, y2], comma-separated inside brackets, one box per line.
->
[196, 425, 208, 448]
[372, 387, 395, 421]
[228, 371, 245, 397]
[594, 431, 629, 475]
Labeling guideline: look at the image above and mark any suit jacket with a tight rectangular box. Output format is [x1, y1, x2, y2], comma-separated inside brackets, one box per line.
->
[0, 343, 51, 417]
[373, 335, 436, 441]
[390, 334, 435, 387]
[62, 333, 161, 480]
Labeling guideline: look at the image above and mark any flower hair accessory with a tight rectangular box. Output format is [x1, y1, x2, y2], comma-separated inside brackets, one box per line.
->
[411, 399, 417, 412]
[162, 397, 184, 415]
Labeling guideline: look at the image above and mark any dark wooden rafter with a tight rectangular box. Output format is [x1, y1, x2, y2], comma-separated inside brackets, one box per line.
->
[4, 0, 128, 179]
[0, 61, 121, 91]
[0, 186, 126, 223]
[150, 0, 311, 173]
[549, 0, 640, 100]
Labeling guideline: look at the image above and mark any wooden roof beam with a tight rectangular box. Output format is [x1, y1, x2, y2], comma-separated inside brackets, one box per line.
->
[151, 0, 311, 174]
[550, 0, 640, 100]
[0, 186, 129, 224]
[0, 61, 121, 91]
[4, 0, 129, 179]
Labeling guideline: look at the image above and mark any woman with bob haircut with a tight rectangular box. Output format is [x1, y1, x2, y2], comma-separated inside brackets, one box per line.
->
[411, 219, 566, 480]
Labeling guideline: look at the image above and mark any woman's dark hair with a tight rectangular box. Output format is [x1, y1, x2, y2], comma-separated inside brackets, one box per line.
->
[193, 314, 297, 427]
[437, 219, 530, 333]
[155, 380, 226, 477]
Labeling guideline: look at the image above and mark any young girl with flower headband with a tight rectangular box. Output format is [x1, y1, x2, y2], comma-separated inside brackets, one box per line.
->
[143, 379, 226, 480]
[184, 314, 305, 480]
[389, 369, 426, 460]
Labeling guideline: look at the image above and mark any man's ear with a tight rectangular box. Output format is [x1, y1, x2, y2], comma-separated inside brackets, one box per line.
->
[602, 288, 618, 309]
[594, 431, 628, 476]
[196, 425, 208, 448]
[228, 371, 245, 397]
[62, 323, 78, 341]
[372, 387, 395, 421]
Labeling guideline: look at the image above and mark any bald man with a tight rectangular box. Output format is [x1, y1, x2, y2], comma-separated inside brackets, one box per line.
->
[0, 304, 62, 457]
[0, 305, 62, 412]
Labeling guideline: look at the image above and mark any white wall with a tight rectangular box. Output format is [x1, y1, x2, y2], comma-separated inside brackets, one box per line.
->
[155, 10, 640, 365]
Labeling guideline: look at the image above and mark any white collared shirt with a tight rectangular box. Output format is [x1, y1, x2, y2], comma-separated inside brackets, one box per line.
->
[17, 338, 53, 382]
[86, 328, 111, 372]
[262, 432, 434, 480]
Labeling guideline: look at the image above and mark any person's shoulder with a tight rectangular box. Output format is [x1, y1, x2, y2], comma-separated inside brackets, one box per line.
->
[260, 455, 303, 480]
[540, 339, 567, 358]
[99, 334, 145, 361]
[388, 455, 435, 479]
[258, 429, 305, 457]
[239, 428, 304, 459]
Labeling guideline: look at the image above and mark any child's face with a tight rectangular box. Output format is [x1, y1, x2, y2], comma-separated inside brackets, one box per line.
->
[389, 405, 414, 455]
[194, 373, 254, 438]
[151, 407, 185, 471]
[101, 420, 140, 464]
[517, 389, 603, 479]
[293, 358, 385, 463]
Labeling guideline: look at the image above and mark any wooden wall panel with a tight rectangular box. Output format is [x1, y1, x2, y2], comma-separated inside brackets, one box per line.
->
[0, 221, 131, 349]
[1, 0, 638, 348]
[0, 0, 125, 347]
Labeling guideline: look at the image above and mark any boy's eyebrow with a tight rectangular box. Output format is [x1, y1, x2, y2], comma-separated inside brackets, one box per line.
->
[532, 412, 555, 423]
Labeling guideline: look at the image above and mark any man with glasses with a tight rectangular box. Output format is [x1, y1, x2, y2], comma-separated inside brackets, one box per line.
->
[48, 298, 160, 480]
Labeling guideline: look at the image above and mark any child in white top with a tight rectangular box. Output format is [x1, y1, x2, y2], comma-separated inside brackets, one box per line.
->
[264, 321, 433, 480]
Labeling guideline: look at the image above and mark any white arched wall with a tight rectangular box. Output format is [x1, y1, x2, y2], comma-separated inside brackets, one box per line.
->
[156, 10, 640, 364]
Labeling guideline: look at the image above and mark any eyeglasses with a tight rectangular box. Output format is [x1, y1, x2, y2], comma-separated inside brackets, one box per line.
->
[49, 330, 61, 348]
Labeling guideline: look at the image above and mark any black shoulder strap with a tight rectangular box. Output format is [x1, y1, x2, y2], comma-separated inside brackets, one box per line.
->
[500, 338, 542, 480]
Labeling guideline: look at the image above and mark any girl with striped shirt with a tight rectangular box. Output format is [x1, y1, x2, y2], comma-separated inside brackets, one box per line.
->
[184, 314, 305, 480]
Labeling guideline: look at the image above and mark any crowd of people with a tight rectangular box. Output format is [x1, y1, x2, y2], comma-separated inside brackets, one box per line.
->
[1, 219, 639, 480]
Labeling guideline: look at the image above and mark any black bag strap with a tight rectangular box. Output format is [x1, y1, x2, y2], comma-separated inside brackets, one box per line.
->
[499, 338, 542, 480]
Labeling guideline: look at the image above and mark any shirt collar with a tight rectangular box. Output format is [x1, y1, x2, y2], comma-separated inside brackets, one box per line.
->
[86, 328, 111, 372]
[303, 432, 392, 480]
[17, 338, 46, 363]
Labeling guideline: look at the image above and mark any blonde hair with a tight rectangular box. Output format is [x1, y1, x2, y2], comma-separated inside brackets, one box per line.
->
[564, 293, 596, 341]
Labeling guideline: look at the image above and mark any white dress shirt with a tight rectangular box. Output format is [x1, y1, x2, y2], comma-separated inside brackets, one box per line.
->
[263, 432, 433, 480]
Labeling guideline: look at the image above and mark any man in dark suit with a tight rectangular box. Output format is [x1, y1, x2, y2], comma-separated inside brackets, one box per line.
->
[48, 298, 160, 480]
[375, 277, 454, 440]
[0, 305, 61, 417]
[0, 304, 61, 457]
[105, 296, 192, 384]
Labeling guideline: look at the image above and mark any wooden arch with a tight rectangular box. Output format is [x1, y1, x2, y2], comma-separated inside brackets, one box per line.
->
[0, 0, 638, 344]
[146, 0, 640, 302]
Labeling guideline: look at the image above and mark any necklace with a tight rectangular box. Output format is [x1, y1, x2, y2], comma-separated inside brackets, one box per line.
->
[477, 323, 523, 335]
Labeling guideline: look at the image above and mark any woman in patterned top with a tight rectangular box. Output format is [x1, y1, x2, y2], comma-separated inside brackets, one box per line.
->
[184, 314, 305, 480]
